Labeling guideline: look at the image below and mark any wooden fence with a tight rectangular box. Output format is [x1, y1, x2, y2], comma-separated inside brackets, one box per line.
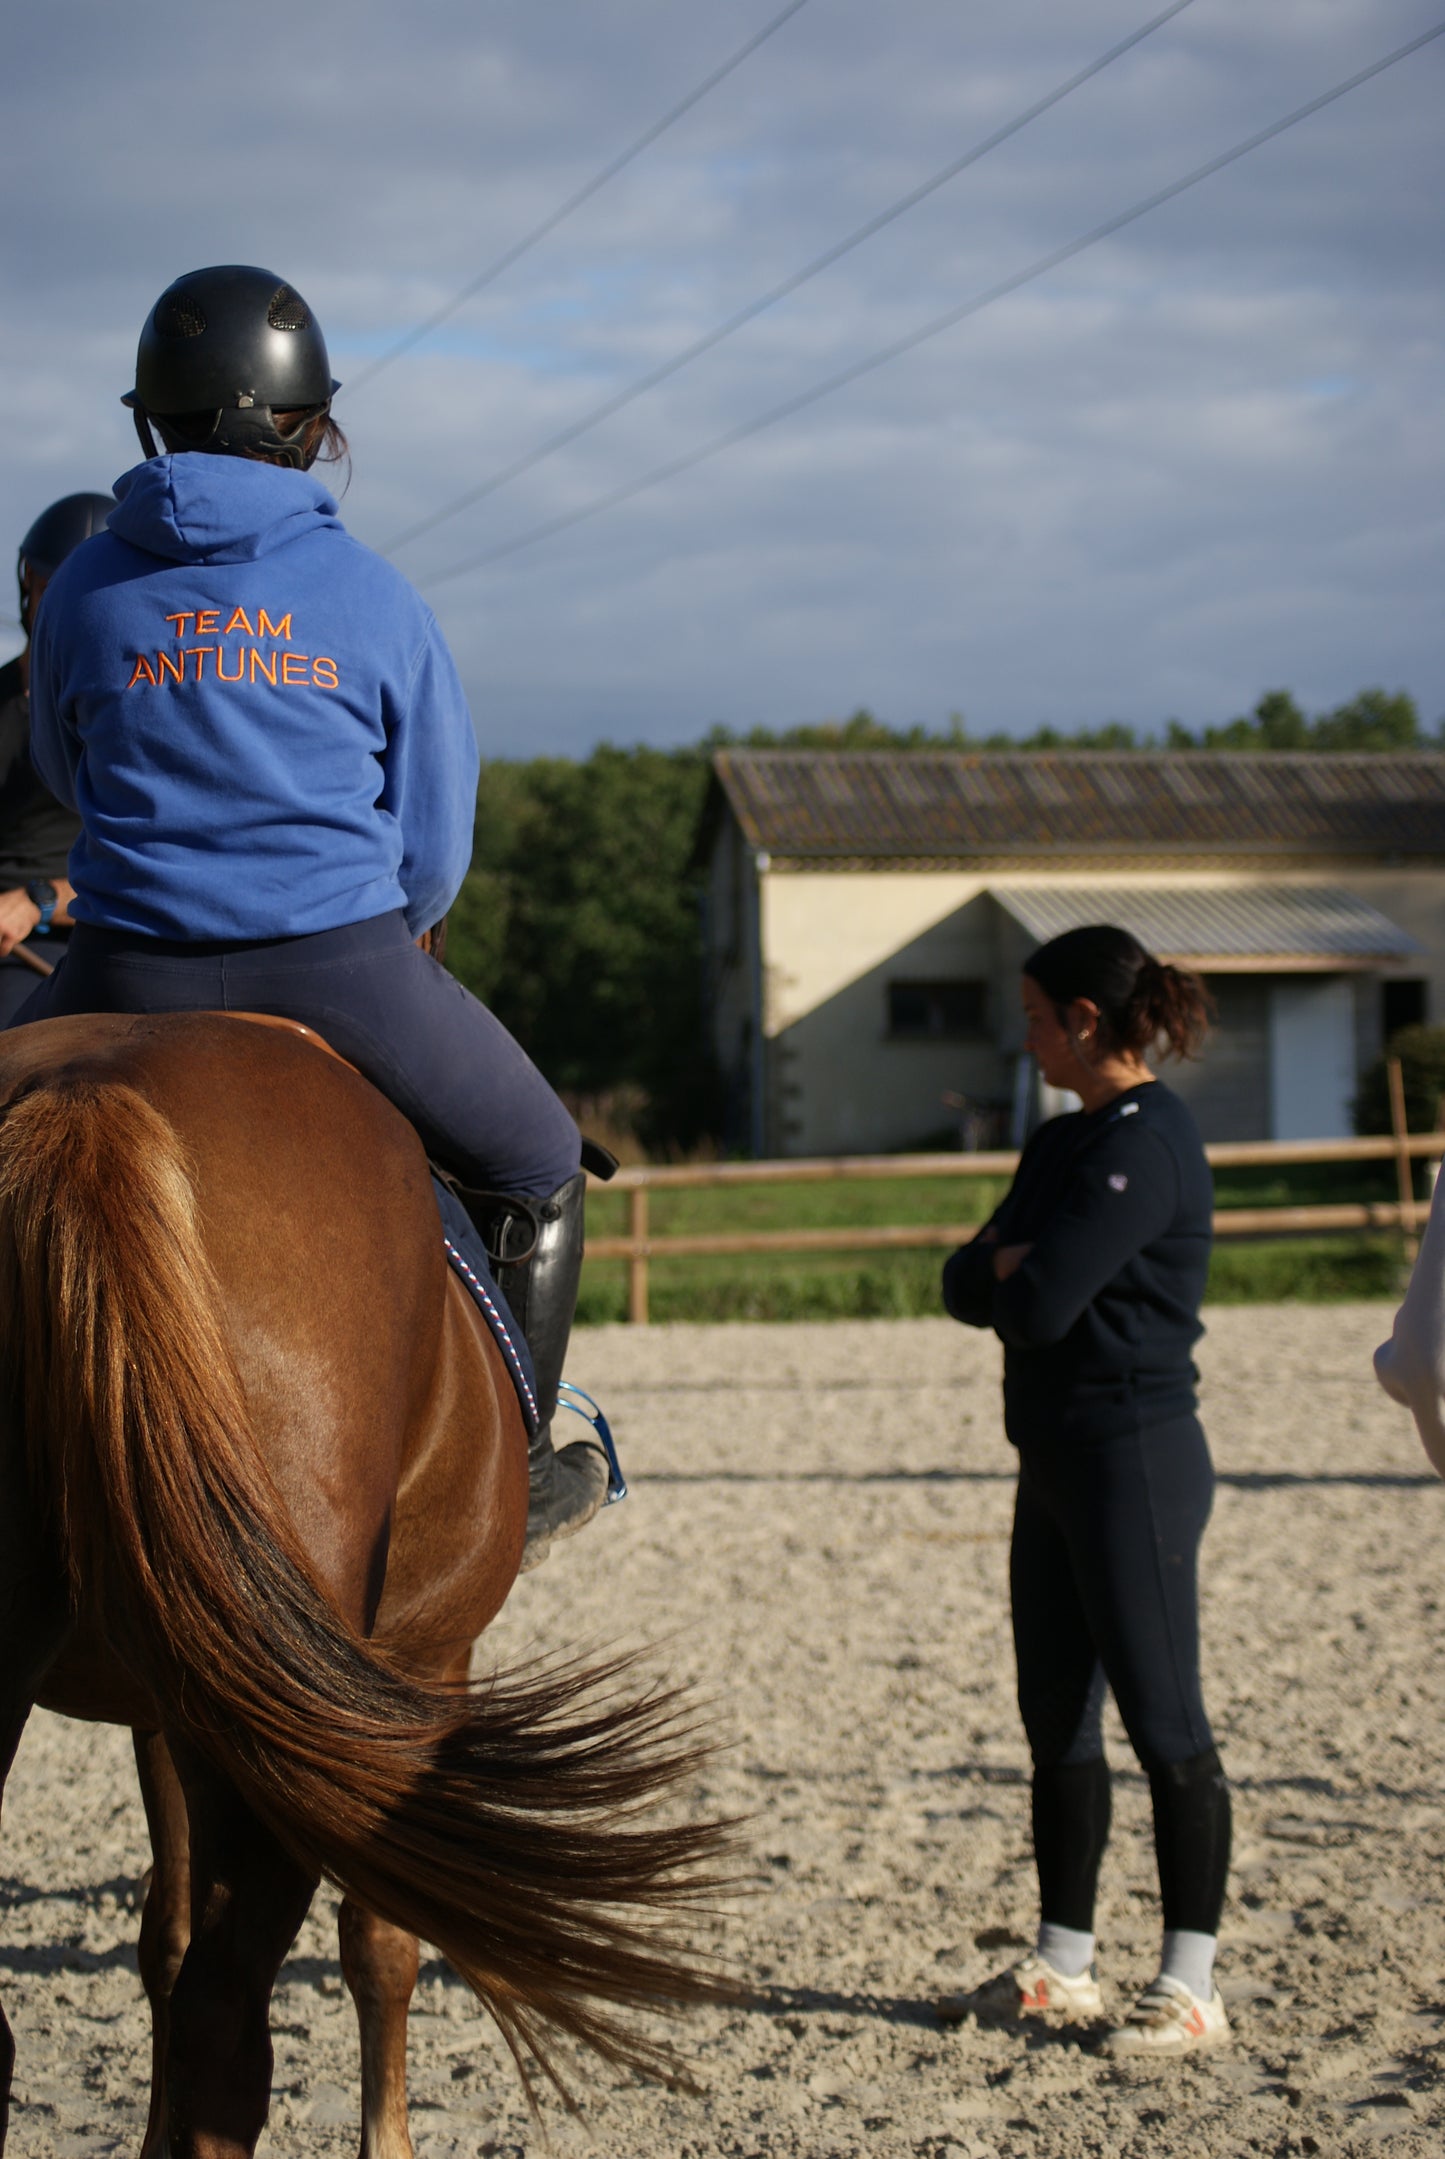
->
[588, 1058, 1442, 1324]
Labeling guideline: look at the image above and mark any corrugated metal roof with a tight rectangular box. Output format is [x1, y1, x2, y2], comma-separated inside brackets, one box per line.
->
[993, 884, 1419, 963]
[710, 750, 1445, 857]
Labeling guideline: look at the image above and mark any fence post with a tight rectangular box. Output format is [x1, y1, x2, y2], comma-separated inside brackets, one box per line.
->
[628, 1186, 650, 1325]
[1387, 1056, 1417, 1260]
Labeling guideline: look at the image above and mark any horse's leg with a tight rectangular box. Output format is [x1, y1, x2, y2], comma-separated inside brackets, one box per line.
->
[339, 1641, 470, 2159]
[0, 1571, 68, 2154]
[339, 1898, 419, 2159]
[163, 1741, 318, 2159]
[0, 1702, 33, 2151]
[133, 1730, 191, 2159]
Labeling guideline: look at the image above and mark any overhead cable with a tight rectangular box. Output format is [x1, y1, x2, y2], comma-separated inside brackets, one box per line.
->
[420, 19, 1445, 590]
[385, 0, 1198, 554]
[343, 0, 813, 396]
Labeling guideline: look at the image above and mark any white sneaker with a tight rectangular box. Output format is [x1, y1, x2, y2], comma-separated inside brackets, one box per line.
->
[1102, 1974, 1230, 2057]
[938, 1951, 1105, 2028]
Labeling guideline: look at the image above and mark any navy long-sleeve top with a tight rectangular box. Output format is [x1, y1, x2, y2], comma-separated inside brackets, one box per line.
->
[942, 1080, 1213, 1443]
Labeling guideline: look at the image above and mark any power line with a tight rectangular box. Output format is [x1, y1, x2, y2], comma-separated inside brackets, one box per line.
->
[420, 20, 1445, 591]
[342, 0, 813, 397]
[385, 0, 1198, 555]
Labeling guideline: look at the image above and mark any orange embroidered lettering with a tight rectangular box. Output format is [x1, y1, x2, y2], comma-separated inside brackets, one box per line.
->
[312, 656, 339, 690]
[224, 606, 255, 637]
[280, 652, 309, 686]
[157, 651, 185, 686]
[184, 646, 214, 681]
[257, 609, 292, 641]
[248, 648, 278, 685]
[126, 654, 159, 689]
[195, 609, 220, 635]
[216, 644, 246, 683]
[163, 611, 195, 640]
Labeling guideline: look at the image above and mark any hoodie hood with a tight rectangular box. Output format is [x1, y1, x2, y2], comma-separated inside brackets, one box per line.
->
[108, 453, 342, 566]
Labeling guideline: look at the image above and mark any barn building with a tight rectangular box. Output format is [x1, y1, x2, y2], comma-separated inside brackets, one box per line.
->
[696, 750, 1445, 1155]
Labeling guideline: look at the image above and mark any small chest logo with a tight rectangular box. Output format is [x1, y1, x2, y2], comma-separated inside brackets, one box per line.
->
[1108, 1172, 1129, 1192]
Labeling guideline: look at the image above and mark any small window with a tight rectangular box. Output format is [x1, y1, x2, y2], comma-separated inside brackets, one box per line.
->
[1383, 978, 1428, 1039]
[887, 979, 987, 1040]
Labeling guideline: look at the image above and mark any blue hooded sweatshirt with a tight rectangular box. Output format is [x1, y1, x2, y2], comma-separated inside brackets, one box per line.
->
[28, 454, 479, 941]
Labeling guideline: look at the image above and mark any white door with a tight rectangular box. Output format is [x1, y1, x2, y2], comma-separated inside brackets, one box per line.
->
[1268, 977, 1357, 1140]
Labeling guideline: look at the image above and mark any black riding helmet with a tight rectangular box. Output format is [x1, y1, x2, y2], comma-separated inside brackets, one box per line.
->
[123, 265, 341, 470]
[17, 491, 115, 635]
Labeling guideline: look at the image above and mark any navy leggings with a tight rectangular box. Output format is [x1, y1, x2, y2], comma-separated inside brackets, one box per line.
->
[7, 911, 580, 1201]
[1011, 1412, 1229, 1936]
[1012, 1411, 1216, 1770]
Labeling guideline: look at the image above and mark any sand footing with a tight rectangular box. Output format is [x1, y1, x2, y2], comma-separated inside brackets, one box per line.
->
[4, 1305, 1444, 2156]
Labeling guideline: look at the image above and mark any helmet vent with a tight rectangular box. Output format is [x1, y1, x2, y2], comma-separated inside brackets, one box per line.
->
[267, 285, 311, 332]
[155, 295, 207, 340]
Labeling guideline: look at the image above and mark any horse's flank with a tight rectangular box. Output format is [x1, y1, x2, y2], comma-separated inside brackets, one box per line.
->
[0, 1012, 512, 1717]
[0, 1013, 733, 2106]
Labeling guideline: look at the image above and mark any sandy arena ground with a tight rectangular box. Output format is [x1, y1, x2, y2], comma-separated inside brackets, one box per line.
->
[5, 1304, 1445, 2158]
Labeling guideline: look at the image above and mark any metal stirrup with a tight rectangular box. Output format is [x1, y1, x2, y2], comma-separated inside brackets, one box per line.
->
[557, 1382, 628, 1504]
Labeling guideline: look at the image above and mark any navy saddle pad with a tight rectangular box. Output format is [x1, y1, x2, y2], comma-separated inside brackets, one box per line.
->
[430, 1175, 540, 1433]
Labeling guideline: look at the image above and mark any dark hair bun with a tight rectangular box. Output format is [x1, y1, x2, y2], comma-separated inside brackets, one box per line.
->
[1023, 924, 1212, 1061]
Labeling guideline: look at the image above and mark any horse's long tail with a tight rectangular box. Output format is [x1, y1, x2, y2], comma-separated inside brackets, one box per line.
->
[0, 1076, 734, 2094]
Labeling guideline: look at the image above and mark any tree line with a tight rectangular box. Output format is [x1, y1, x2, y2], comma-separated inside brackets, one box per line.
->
[446, 688, 1431, 1150]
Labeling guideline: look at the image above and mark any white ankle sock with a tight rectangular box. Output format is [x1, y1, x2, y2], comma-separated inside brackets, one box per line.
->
[1158, 1929, 1217, 2000]
[1036, 1921, 1095, 1978]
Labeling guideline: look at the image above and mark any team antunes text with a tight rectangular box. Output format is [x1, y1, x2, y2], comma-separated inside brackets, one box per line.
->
[125, 607, 339, 691]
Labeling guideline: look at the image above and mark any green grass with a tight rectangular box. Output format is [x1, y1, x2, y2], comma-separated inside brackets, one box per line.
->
[576, 1161, 1412, 1324]
[582, 1172, 1013, 1243]
[1211, 1160, 1421, 1209]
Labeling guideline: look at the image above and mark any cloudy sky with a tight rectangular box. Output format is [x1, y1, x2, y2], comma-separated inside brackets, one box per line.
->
[3, 0, 1441, 754]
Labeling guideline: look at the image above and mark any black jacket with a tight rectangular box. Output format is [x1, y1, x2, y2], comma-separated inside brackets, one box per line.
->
[0, 656, 80, 889]
[943, 1080, 1213, 1441]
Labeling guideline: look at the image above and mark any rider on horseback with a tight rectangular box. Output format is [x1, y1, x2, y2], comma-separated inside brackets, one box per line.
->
[14, 264, 609, 1569]
[0, 492, 114, 1020]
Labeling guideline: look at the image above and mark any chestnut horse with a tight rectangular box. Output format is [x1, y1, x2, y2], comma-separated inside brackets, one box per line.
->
[0, 1011, 726, 2158]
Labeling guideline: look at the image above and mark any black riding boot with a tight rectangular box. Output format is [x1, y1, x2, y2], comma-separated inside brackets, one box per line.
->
[490, 1170, 610, 1570]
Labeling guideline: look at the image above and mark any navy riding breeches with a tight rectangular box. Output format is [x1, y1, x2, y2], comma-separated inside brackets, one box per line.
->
[0, 932, 69, 1027]
[7, 910, 581, 1202]
[1010, 1412, 1217, 1772]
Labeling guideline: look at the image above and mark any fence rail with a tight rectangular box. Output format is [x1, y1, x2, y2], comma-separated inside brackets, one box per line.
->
[587, 1059, 1440, 1322]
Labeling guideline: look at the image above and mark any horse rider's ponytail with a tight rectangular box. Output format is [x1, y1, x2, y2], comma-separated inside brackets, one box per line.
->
[1024, 924, 1213, 1062]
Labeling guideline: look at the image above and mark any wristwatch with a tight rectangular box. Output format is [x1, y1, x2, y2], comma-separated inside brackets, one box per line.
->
[24, 879, 58, 934]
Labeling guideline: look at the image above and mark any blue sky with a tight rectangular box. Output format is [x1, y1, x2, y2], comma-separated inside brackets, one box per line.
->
[3, 0, 1442, 754]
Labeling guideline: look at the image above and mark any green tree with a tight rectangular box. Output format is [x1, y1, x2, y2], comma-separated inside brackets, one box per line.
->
[1354, 1024, 1445, 1135]
[1175, 686, 1419, 753]
[1253, 689, 1311, 749]
[1190, 690, 1308, 751]
[1312, 688, 1421, 751]
[704, 707, 965, 751]
[449, 746, 721, 1151]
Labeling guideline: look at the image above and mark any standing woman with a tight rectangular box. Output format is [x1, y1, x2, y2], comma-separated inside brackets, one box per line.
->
[17, 264, 609, 1567]
[942, 926, 1231, 2055]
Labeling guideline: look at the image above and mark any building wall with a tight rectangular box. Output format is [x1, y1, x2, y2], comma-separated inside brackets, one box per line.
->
[1340, 868, 1445, 1048]
[700, 822, 1445, 1154]
[758, 876, 1005, 1154]
[1165, 975, 1272, 1140]
[703, 821, 762, 1152]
